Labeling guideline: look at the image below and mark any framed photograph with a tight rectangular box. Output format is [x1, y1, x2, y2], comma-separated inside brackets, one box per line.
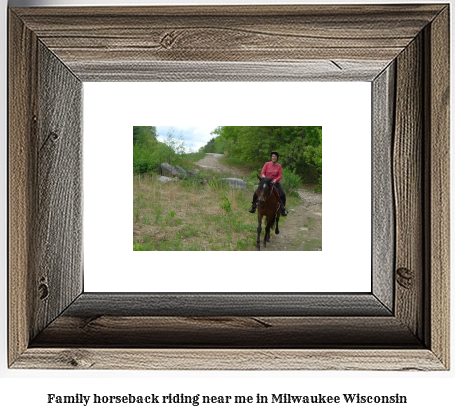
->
[85, 84, 366, 293]
[8, 4, 449, 370]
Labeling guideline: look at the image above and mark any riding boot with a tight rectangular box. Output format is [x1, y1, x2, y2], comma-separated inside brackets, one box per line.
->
[279, 190, 287, 216]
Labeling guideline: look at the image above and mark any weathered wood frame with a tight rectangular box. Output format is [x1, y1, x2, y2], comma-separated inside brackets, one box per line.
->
[8, 5, 449, 370]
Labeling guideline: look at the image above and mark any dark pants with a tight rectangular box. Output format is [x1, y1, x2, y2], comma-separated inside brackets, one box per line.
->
[253, 182, 286, 207]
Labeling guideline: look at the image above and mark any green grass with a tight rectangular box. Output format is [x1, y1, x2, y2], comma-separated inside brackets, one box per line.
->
[133, 157, 305, 251]
[133, 174, 261, 251]
[303, 217, 315, 230]
[303, 238, 322, 251]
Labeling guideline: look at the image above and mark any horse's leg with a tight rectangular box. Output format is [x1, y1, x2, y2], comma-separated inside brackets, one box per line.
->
[256, 213, 262, 251]
[263, 217, 270, 247]
[275, 213, 280, 235]
[268, 215, 276, 241]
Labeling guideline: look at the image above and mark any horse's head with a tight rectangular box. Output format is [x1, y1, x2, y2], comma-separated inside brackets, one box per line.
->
[256, 176, 273, 206]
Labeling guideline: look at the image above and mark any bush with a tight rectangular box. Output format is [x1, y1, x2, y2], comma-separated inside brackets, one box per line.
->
[133, 130, 206, 176]
[249, 170, 260, 183]
[281, 168, 302, 196]
[133, 145, 158, 175]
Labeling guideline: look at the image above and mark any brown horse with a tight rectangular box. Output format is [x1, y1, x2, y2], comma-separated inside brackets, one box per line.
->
[255, 175, 281, 251]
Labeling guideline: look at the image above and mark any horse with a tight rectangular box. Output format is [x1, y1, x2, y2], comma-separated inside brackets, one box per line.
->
[255, 174, 282, 251]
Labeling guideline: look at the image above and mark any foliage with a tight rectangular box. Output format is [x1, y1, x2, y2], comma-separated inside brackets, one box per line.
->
[133, 126, 205, 175]
[203, 137, 217, 153]
[133, 143, 159, 175]
[155, 128, 187, 165]
[202, 126, 322, 186]
[199, 127, 228, 154]
[280, 168, 302, 196]
[133, 126, 157, 146]
[219, 193, 232, 213]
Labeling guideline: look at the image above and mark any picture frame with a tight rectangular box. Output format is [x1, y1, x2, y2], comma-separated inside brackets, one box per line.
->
[8, 4, 449, 370]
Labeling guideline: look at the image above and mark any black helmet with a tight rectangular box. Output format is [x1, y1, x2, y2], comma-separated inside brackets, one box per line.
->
[271, 151, 279, 159]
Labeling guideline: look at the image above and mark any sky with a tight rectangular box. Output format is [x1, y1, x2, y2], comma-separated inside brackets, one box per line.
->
[156, 126, 218, 153]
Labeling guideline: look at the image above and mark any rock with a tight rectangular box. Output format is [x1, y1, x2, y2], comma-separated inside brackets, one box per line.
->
[187, 169, 200, 176]
[160, 163, 187, 178]
[173, 165, 188, 177]
[158, 176, 177, 183]
[221, 178, 247, 189]
[160, 163, 176, 177]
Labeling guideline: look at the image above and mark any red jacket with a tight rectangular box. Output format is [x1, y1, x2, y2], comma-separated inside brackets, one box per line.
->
[261, 161, 282, 183]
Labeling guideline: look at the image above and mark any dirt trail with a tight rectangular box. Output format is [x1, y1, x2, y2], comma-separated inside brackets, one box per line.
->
[194, 153, 322, 251]
[194, 153, 244, 176]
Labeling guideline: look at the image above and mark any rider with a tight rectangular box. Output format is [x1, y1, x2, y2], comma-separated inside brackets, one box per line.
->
[248, 151, 287, 216]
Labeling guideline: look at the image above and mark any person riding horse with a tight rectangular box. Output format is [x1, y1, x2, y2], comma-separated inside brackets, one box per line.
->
[249, 151, 287, 216]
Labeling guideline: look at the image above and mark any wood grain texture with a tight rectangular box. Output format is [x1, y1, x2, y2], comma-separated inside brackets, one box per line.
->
[9, 11, 84, 365]
[13, 349, 445, 371]
[71, 60, 388, 82]
[11, 5, 444, 80]
[63, 293, 392, 317]
[8, 11, 38, 366]
[425, 6, 450, 368]
[393, 34, 424, 340]
[31, 316, 421, 349]
[33, 42, 83, 339]
[8, 4, 450, 370]
[372, 63, 395, 312]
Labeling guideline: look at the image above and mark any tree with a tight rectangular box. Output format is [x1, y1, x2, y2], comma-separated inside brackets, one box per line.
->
[156, 128, 187, 165]
[209, 126, 322, 184]
[133, 126, 159, 174]
[133, 126, 157, 146]
[201, 137, 216, 153]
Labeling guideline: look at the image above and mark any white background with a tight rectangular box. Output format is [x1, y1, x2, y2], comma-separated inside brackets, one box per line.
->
[1, 1, 454, 414]
[84, 82, 371, 292]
